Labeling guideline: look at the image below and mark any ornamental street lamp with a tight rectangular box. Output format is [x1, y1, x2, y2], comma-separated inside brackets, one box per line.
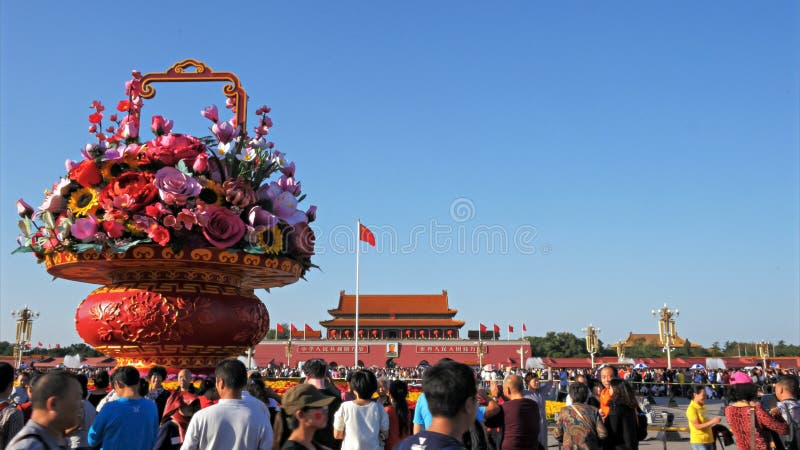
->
[651, 304, 679, 370]
[757, 340, 770, 371]
[11, 306, 39, 369]
[581, 324, 601, 369]
[476, 341, 486, 369]
[285, 340, 294, 368]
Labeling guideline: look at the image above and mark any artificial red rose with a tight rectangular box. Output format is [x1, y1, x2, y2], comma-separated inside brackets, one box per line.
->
[100, 171, 157, 212]
[147, 224, 170, 246]
[199, 205, 246, 249]
[102, 220, 125, 238]
[69, 160, 102, 187]
[145, 133, 206, 166]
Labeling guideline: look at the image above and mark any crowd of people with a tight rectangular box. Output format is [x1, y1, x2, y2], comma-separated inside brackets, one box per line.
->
[1, 358, 799, 450]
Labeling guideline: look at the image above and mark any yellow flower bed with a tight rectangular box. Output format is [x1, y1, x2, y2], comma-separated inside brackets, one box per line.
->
[545, 400, 565, 420]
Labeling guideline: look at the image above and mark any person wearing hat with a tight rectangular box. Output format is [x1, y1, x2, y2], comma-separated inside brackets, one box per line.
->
[281, 384, 336, 450]
[724, 371, 788, 450]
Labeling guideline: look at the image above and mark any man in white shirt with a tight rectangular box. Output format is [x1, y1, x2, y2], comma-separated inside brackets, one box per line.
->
[182, 359, 273, 450]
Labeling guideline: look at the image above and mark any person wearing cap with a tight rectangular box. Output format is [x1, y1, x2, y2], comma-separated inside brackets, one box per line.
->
[724, 371, 788, 450]
[281, 384, 336, 450]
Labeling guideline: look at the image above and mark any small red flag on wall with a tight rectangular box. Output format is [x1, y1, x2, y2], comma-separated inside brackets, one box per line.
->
[359, 223, 376, 247]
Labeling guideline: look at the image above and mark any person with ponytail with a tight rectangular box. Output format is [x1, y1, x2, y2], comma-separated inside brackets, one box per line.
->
[385, 380, 412, 450]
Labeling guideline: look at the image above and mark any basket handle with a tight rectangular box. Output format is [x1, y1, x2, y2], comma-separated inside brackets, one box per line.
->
[139, 58, 248, 133]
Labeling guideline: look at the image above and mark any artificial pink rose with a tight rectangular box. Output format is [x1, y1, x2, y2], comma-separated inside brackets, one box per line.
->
[71, 215, 99, 241]
[199, 205, 246, 249]
[145, 133, 205, 166]
[153, 167, 201, 206]
[193, 152, 209, 173]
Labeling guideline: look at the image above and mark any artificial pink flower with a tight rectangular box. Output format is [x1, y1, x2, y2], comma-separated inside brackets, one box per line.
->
[280, 162, 295, 177]
[199, 205, 246, 248]
[88, 125, 97, 133]
[153, 167, 201, 206]
[211, 120, 239, 144]
[90, 100, 104, 112]
[201, 105, 219, 123]
[16, 199, 34, 218]
[71, 215, 99, 241]
[247, 206, 279, 228]
[177, 209, 197, 230]
[193, 152, 209, 173]
[145, 134, 205, 166]
[150, 115, 174, 136]
[144, 202, 169, 219]
[306, 205, 317, 223]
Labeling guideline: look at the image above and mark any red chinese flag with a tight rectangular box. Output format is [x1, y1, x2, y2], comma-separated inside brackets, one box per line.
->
[277, 324, 285, 334]
[38, 341, 43, 347]
[291, 324, 298, 334]
[359, 223, 376, 247]
[55, 344, 60, 349]
[479, 323, 487, 333]
[305, 324, 314, 334]
[523, 323, 527, 332]
[508, 325, 514, 333]
[493, 324, 500, 334]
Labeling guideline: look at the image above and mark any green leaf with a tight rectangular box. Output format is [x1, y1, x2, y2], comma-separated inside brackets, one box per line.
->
[243, 245, 266, 255]
[296, 194, 306, 203]
[18, 219, 32, 236]
[175, 160, 190, 175]
[42, 211, 55, 229]
[11, 246, 34, 254]
[74, 243, 103, 253]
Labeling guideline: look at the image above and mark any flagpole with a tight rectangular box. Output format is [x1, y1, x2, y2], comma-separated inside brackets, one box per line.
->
[355, 218, 360, 368]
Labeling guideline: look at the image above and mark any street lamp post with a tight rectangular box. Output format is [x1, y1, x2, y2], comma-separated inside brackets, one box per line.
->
[651, 304, 679, 370]
[757, 340, 770, 371]
[476, 341, 486, 369]
[285, 340, 294, 368]
[11, 306, 39, 369]
[581, 324, 601, 369]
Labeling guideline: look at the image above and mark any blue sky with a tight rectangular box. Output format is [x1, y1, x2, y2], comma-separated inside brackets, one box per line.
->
[1, 1, 798, 349]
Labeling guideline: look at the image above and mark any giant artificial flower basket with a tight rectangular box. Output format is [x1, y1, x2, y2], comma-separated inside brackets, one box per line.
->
[16, 60, 317, 371]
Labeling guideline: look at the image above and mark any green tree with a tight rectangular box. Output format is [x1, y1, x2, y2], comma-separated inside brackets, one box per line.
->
[526, 331, 588, 357]
[264, 323, 290, 340]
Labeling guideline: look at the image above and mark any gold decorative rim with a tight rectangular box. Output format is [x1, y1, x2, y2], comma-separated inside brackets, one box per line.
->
[45, 245, 301, 289]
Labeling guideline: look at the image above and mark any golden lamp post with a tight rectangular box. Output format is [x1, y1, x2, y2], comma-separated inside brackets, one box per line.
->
[582, 324, 601, 369]
[11, 306, 39, 369]
[284, 340, 294, 368]
[757, 340, 770, 371]
[476, 341, 486, 369]
[651, 304, 679, 370]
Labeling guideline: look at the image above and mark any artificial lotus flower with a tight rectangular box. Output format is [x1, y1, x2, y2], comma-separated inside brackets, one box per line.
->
[306, 205, 317, 223]
[16, 199, 34, 218]
[201, 105, 219, 123]
[248, 205, 279, 229]
[211, 120, 239, 144]
[150, 115, 174, 136]
[217, 141, 233, 156]
[271, 191, 308, 225]
[279, 162, 295, 177]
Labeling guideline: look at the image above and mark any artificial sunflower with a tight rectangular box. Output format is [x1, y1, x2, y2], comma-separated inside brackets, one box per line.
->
[258, 226, 283, 254]
[100, 161, 123, 181]
[197, 179, 226, 206]
[67, 187, 100, 217]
